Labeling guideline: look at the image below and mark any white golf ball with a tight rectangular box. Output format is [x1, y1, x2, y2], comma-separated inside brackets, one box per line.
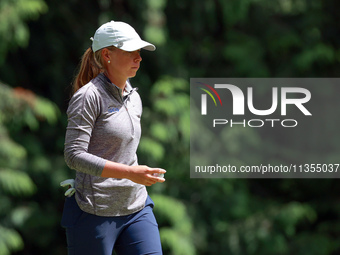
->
[153, 173, 164, 178]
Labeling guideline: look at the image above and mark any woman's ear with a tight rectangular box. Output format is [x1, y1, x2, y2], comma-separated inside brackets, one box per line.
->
[101, 48, 111, 62]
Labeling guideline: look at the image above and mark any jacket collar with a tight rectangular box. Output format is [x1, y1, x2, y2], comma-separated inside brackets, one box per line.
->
[96, 73, 135, 101]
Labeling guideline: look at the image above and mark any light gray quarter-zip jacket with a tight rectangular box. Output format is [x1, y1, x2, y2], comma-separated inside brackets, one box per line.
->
[64, 73, 147, 216]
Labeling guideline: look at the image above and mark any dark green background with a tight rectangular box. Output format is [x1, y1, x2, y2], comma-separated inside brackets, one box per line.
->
[1, 0, 340, 254]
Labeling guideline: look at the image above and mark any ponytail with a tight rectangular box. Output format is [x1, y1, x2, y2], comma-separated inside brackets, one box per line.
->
[72, 47, 103, 94]
[72, 46, 117, 94]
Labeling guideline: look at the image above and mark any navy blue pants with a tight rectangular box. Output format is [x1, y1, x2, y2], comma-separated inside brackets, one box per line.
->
[61, 195, 162, 255]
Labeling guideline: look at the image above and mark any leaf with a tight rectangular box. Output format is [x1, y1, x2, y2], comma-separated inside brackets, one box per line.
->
[151, 194, 196, 255]
[152, 194, 193, 237]
[10, 206, 33, 227]
[0, 226, 24, 254]
[0, 0, 48, 64]
[0, 125, 27, 169]
[160, 228, 196, 255]
[0, 168, 36, 196]
[32, 96, 60, 125]
[138, 137, 165, 162]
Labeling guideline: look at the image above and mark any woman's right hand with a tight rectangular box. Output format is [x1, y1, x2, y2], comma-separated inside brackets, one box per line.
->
[101, 161, 166, 186]
[126, 165, 166, 186]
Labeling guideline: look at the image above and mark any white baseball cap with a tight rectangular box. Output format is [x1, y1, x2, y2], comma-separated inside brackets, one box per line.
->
[90, 21, 156, 52]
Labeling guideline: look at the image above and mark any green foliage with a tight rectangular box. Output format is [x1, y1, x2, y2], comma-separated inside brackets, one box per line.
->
[0, 0, 48, 65]
[139, 76, 189, 166]
[0, 169, 36, 196]
[144, 0, 167, 45]
[0, 126, 26, 170]
[227, 202, 317, 255]
[0, 83, 59, 255]
[152, 194, 196, 255]
[0, 226, 23, 255]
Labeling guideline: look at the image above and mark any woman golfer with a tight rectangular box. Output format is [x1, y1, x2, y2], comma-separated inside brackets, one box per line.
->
[62, 20, 165, 255]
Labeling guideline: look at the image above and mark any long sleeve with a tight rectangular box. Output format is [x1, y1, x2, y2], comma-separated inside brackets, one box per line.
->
[64, 84, 107, 176]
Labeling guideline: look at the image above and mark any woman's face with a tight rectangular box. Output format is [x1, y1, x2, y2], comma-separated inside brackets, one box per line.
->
[107, 48, 142, 80]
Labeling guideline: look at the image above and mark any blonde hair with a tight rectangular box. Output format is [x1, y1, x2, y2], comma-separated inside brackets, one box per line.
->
[72, 46, 116, 94]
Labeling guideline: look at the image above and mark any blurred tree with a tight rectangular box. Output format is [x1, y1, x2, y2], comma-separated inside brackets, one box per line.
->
[0, 0, 48, 65]
[152, 194, 196, 255]
[0, 83, 58, 255]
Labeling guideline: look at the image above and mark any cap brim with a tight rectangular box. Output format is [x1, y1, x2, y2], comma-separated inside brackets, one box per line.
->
[117, 39, 156, 52]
